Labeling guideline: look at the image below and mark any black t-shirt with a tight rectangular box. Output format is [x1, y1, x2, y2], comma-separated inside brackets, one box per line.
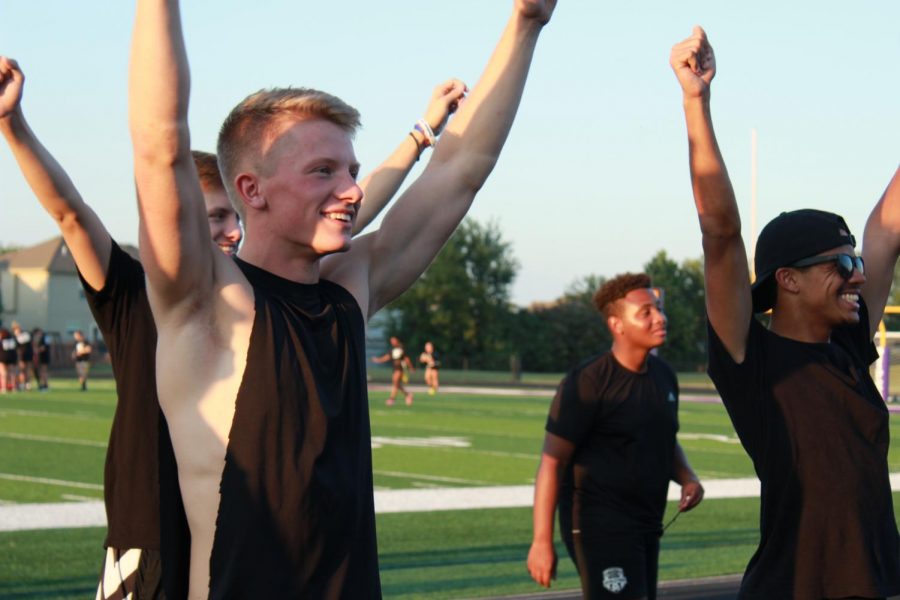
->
[78, 242, 165, 550]
[707, 301, 900, 600]
[547, 352, 679, 535]
[208, 259, 380, 598]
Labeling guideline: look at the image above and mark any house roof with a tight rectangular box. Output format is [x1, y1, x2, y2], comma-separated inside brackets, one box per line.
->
[0, 236, 140, 273]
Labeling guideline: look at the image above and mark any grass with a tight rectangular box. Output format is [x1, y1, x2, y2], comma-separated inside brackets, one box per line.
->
[2, 373, 900, 598]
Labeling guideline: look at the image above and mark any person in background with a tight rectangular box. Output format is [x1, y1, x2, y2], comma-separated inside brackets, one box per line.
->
[12, 321, 34, 391]
[31, 327, 50, 391]
[527, 273, 703, 599]
[0, 327, 15, 393]
[374, 336, 416, 406]
[419, 340, 440, 395]
[72, 330, 92, 392]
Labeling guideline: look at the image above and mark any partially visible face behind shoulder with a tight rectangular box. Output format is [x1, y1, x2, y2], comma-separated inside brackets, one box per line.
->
[192, 150, 243, 256]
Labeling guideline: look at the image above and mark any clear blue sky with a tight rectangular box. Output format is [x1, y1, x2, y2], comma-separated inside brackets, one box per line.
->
[2, 1, 898, 306]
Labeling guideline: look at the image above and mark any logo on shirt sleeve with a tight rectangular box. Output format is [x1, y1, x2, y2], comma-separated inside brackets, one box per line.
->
[602, 567, 628, 593]
[667, 391, 676, 402]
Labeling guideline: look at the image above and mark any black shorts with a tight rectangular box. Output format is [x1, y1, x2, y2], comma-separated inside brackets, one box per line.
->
[562, 528, 660, 600]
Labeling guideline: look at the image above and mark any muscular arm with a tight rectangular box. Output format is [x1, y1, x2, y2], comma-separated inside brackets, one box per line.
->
[332, 0, 556, 318]
[860, 166, 900, 334]
[527, 432, 573, 589]
[353, 79, 467, 235]
[672, 442, 703, 512]
[671, 26, 752, 363]
[129, 0, 215, 314]
[0, 57, 111, 290]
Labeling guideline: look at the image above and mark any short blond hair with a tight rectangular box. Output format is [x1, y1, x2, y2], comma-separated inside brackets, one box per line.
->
[216, 88, 361, 220]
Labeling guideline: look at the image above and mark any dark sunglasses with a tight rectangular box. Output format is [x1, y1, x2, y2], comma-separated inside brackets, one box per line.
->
[791, 253, 864, 280]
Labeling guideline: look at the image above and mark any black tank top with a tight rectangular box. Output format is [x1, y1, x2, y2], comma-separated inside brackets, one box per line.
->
[208, 258, 381, 598]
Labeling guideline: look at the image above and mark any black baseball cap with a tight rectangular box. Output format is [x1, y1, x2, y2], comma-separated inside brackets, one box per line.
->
[751, 209, 856, 312]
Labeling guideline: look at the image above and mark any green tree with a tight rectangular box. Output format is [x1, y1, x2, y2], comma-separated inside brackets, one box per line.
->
[386, 218, 518, 370]
[643, 251, 707, 371]
[512, 274, 610, 373]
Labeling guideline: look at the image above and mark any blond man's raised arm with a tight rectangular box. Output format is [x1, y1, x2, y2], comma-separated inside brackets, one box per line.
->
[129, 0, 214, 313]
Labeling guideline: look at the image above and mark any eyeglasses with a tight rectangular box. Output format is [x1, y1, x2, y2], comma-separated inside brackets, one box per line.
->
[791, 253, 864, 280]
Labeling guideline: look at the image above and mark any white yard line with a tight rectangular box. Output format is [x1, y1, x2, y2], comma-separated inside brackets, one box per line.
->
[0, 432, 106, 448]
[373, 470, 493, 486]
[8, 474, 900, 532]
[0, 472, 103, 491]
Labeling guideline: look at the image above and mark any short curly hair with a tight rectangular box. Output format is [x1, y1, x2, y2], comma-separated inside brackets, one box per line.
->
[593, 272, 652, 318]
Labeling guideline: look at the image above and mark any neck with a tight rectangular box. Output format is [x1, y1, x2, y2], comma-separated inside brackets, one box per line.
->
[769, 307, 831, 343]
[236, 235, 321, 285]
[611, 342, 651, 373]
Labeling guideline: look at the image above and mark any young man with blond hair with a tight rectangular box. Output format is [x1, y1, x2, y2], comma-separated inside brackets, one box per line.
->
[671, 25, 900, 600]
[129, 0, 555, 596]
[1, 50, 461, 597]
[527, 273, 703, 600]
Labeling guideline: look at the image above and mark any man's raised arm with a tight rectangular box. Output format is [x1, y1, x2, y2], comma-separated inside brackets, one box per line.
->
[129, 0, 214, 312]
[0, 57, 111, 291]
[353, 78, 467, 235]
[861, 166, 900, 335]
[671, 26, 752, 363]
[347, 0, 556, 316]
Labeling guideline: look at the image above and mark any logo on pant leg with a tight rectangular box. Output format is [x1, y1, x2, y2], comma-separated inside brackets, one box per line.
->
[602, 567, 628, 593]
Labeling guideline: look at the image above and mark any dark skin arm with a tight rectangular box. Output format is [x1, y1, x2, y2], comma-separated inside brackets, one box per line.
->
[526, 432, 574, 588]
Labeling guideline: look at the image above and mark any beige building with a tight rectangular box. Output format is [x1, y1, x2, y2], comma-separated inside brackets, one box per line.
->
[0, 237, 138, 343]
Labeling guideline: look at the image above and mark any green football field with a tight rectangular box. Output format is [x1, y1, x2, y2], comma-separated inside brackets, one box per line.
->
[4, 377, 900, 599]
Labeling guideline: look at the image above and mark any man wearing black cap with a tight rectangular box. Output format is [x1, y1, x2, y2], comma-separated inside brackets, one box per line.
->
[671, 26, 900, 600]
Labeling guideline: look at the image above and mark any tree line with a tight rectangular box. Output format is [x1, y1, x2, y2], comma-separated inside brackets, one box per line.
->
[386, 218, 708, 373]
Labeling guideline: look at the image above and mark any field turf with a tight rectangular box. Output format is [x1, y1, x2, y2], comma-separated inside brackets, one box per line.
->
[3, 376, 900, 598]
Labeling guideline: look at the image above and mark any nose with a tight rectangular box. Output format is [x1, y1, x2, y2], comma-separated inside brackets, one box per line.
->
[849, 266, 866, 284]
[654, 308, 667, 325]
[339, 172, 363, 205]
[227, 219, 243, 243]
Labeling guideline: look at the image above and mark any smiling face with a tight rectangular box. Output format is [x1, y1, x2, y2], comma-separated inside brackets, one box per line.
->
[790, 243, 866, 327]
[252, 118, 362, 257]
[610, 288, 668, 351]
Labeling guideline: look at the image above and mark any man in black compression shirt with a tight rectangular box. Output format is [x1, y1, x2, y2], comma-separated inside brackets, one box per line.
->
[527, 273, 704, 600]
[671, 25, 900, 600]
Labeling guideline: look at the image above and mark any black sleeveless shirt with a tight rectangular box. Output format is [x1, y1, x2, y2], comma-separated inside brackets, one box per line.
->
[208, 258, 381, 599]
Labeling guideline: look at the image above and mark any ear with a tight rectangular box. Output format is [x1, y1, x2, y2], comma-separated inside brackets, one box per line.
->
[607, 315, 624, 337]
[235, 172, 265, 212]
[774, 267, 801, 295]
